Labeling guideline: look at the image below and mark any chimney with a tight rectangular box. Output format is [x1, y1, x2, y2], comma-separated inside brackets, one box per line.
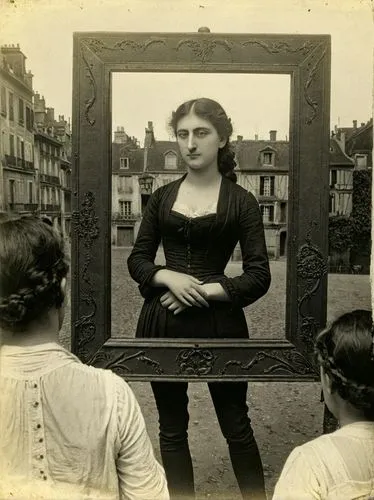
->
[144, 121, 155, 148]
[46, 107, 55, 123]
[361, 122, 365, 127]
[114, 126, 127, 143]
[269, 130, 277, 141]
[1, 44, 26, 77]
[353, 120, 357, 129]
[33, 93, 45, 112]
[254, 134, 258, 141]
[237, 135, 243, 142]
[24, 70, 33, 89]
[339, 131, 346, 153]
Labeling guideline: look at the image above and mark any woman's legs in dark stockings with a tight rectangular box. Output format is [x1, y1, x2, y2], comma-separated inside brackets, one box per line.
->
[208, 382, 266, 500]
[151, 382, 195, 499]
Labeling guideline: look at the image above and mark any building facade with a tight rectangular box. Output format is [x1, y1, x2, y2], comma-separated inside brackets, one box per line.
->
[328, 135, 355, 216]
[111, 121, 367, 258]
[234, 131, 289, 258]
[33, 93, 72, 237]
[0, 45, 72, 236]
[0, 44, 36, 216]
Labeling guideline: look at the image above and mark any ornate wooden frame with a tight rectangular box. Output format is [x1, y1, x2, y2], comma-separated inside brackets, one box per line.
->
[71, 31, 331, 383]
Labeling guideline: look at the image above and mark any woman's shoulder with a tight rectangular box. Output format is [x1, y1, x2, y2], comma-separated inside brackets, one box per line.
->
[151, 177, 184, 198]
[224, 178, 258, 206]
[287, 431, 346, 465]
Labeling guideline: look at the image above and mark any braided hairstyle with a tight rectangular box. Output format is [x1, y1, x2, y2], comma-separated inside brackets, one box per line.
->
[315, 310, 374, 421]
[0, 216, 69, 332]
[169, 98, 237, 183]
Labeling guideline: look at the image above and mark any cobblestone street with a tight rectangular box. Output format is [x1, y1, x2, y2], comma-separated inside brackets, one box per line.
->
[60, 248, 371, 499]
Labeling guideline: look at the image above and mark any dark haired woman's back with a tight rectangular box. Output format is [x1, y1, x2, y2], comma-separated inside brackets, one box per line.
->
[0, 217, 168, 500]
[274, 309, 374, 499]
[0, 343, 169, 499]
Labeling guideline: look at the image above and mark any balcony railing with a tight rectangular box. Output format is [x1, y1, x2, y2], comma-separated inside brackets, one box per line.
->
[112, 212, 137, 221]
[9, 203, 38, 212]
[4, 154, 17, 167]
[40, 173, 61, 185]
[330, 183, 352, 191]
[41, 204, 61, 212]
[24, 160, 34, 171]
[4, 155, 35, 171]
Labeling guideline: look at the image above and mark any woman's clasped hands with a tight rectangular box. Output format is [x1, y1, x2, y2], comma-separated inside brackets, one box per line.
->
[158, 270, 209, 315]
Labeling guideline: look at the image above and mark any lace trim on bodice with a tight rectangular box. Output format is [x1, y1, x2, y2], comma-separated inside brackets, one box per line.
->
[172, 201, 217, 218]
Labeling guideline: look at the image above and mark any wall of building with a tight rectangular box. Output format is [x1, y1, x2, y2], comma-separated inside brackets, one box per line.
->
[0, 47, 35, 213]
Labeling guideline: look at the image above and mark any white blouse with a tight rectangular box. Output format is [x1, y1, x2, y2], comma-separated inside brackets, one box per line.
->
[0, 342, 169, 500]
[273, 421, 374, 499]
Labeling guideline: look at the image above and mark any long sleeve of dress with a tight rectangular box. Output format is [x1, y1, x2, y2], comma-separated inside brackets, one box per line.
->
[115, 377, 169, 500]
[127, 188, 166, 299]
[215, 191, 271, 308]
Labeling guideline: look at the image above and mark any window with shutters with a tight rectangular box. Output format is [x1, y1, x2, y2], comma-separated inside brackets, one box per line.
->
[18, 98, 24, 125]
[330, 169, 337, 188]
[120, 157, 129, 169]
[1, 86, 6, 116]
[26, 106, 33, 131]
[9, 134, 15, 156]
[8, 179, 15, 204]
[260, 176, 275, 196]
[28, 182, 33, 203]
[9, 92, 14, 121]
[260, 204, 274, 223]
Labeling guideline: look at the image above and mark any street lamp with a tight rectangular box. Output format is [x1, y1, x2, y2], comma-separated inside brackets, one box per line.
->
[138, 172, 154, 215]
[138, 172, 154, 195]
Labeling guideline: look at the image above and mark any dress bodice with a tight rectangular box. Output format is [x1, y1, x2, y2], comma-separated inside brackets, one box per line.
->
[127, 175, 271, 339]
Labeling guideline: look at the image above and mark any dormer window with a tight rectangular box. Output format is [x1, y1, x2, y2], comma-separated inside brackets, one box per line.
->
[263, 152, 274, 166]
[164, 151, 177, 170]
[259, 146, 276, 167]
[120, 157, 129, 169]
[355, 154, 367, 168]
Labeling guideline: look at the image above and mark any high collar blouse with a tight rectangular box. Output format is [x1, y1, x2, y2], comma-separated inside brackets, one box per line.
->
[0, 342, 169, 500]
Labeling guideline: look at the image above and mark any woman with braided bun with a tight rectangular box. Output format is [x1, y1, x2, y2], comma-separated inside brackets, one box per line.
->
[128, 98, 271, 500]
[0, 216, 168, 499]
[273, 310, 374, 499]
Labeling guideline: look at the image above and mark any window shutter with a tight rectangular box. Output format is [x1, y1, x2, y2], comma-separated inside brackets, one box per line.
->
[260, 177, 264, 195]
[270, 205, 274, 221]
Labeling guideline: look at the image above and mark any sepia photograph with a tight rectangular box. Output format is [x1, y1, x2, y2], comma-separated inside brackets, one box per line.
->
[0, 0, 373, 498]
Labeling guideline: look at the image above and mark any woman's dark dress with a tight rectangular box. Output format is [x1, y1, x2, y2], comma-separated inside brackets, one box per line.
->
[127, 174, 271, 339]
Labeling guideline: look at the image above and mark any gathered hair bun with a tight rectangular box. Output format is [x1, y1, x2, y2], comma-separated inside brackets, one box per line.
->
[218, 143, 237, 183]
[0, 258, 67, 328]
[316, 341, 374, 419]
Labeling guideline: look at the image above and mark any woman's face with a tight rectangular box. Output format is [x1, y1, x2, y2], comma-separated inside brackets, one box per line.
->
[176, 111, 227, 172]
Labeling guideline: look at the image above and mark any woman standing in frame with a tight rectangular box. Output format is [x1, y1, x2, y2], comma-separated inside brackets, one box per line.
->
[128, 97, 271, 500]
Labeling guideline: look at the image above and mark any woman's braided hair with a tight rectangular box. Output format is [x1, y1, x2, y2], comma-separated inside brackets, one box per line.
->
[0, 216, 69, 331]
[169, 98, 237, 183]
[314, 310, 374, 420]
